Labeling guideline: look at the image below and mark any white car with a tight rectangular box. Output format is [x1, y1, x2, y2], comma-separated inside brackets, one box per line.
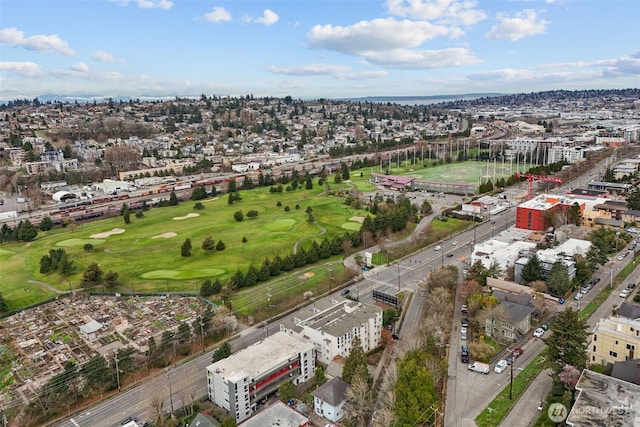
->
[494, 360, 508, 374]
[533, 327, 545, 338]
[451, 241, 458, 246]
[434, 245, 441, 251]
[620, 289, 630, 298]
[460, 327, 468, 340]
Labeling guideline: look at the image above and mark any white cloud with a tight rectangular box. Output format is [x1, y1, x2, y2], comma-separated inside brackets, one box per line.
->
[92, 50, 117, 63]
[363, 47, 481, 69]
[111, 0, 173, 10]
[485, 9, 549, 41]
[244, 9, 279, 26]
[204, 7, 232, 23]
[0, 27, 75, 55]
[71, 62, 90, 72]
[266, 64, 387, 80]
[307, 18, 451, 55]
[0, 61, 42, 77]
[386, 0, 487, 26]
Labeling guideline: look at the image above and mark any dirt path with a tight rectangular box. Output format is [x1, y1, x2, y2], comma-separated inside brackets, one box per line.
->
[292, 221, 326, 254]
[27, 279, 68, 294]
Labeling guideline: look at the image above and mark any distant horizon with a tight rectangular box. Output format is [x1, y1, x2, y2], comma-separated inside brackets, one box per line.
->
[5, 88, 639, 106]
[1, 1, 638, 101]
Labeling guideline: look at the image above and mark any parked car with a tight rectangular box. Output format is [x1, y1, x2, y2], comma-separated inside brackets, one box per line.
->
[446, 253, 454, 258]
[512, 348, 523, 357]
[461, 318, 469, 327]
[460, 327, 468, 340]
[434, 245, 441, 251]
[533, 327, 545, 338]
[451, 241, 458, 246]
[461, 304, 468, 313]
[627, 283, 636, 289]
[617, 255, 625, 261]
[461, 345, 469, 363]
[341, 289, 350, 296]
[620, 289, 630, 298]
[494, 360, 508, 374]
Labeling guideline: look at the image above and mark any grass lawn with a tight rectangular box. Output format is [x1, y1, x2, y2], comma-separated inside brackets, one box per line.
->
[0, 183, 370, 311]
[475, 354, 547, 427]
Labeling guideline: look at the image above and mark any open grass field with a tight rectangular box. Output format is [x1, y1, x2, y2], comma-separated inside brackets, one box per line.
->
[0, 183, 370, 311]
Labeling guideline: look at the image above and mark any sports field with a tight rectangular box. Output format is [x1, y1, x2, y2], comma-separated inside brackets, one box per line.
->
[401, 160, 520, 184]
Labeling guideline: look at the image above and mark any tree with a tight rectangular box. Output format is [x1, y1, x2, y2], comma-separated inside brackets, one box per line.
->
[394, 350, 438, 426]
[233, 210, 244, 222]
[342, 336, 369, 385]
[200, 279, 213, 296]
[181, 238, 192, 257]
[545, 308, 590, 375]
[521, 254, 544, 283]
[278, 381, 295, 403]
[546, 260, 572, 296]
[169, 190, 179, 205]
[39, 216, 54, 231]
[123, 206, 131, 224]
[16, 220, 37, 241]
[315, 365, 326, 386]
[0, 293, 8, 313]
[81, 262, 103, 290]
[344, 373, 374, 426]
[193, 202, 204, 210]
[216, 240, 225, 251]
[626, 189, 640, 210]
[568, 202, 582, 226]
[104, 271, 119, 289]
[202, 236, 215, 254]
[220, 417, 237, 427]
[212, 342, 232, 363]
[465, 260, 488, 285]
[191, 186, 208, 200]
[83, 243, 94, 252]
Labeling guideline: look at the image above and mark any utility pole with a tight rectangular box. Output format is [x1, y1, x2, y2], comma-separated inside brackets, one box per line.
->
[509, 349, 514, 400]
[167, 369, 174, 414]
[397, 261, 401, 291]
[114, 351, 121, 392]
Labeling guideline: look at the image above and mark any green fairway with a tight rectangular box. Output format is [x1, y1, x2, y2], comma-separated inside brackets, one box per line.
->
[0, 183, 370, 310]
[403, 161, 514, 183]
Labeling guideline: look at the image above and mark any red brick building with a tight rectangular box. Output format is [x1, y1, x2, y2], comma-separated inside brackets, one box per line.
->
[515, 195, 584, 231]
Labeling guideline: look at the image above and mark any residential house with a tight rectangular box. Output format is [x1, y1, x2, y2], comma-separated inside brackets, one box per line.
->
[484, 301, 534, 342]
[312, 377, 349, 424]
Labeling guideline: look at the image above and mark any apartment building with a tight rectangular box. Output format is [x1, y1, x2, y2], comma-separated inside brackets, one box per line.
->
[279, 296, 382, 365]
[588, 312, 640, 366]
[206, 332, 315, 423]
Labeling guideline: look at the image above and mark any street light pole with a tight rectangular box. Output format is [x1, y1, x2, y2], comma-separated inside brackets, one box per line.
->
[509, 349, 514, 400]
[397, 261, 401, 291]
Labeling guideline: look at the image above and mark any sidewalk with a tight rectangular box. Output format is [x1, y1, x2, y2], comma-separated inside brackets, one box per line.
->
[498, 368, 553, 427]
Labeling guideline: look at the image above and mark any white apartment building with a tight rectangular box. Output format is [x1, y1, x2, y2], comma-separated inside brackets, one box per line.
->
[206, 332, 315, 423]
[279, 296, 382, 365]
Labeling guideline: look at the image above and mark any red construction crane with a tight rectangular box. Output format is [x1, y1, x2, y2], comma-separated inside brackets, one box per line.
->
[515, 173, 563, 200]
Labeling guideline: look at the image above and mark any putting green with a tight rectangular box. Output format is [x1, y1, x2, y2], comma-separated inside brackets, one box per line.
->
[56, 238, 105, 247]
[263, 219, 296, 231]
[341, 222, 362, 231]
[142, 268, 226, 280]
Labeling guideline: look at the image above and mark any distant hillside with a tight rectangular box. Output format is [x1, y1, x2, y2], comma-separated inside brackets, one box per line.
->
[341, 93, 503, 104]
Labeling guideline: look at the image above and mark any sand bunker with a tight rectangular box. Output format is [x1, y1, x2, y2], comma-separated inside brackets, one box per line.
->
[349, 216, 366, 223]
[298, 272, 316, 280]
[152, 232, 177, 239]
[173, 213, 200, 221]
[90, 228, 125, 239]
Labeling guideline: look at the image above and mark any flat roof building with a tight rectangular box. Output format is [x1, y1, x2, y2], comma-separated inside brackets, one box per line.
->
[279, 296, 382, 365]
[207, 332, 315, 423]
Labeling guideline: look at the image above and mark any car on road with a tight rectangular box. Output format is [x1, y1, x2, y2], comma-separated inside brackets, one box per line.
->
[434, 245, 441, 251]
[468, 361, 490, 374]
[341, 289, 350, 296]
[461, 318, 469, 327]
[494, 360, 508, 374]
[461, 304, 468, 313]
[627, 283, 636, 289]
[574, 292, 583, 300]
[533, 327, 545, 338]
[461, 345, 469, 363]
[121, 417, 137, 426]
[446, 253, 454, 258]
[512, 348, 523, 357]
[620, 289, 630, 298]
[451, 241, 458, 246]
[460, 327, 468, 340]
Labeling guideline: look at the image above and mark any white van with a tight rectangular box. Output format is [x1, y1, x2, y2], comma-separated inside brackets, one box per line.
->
[468, 361, 490, 374]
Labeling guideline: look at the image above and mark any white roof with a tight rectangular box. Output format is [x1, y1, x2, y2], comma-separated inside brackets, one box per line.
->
[79, 319, 104, 334]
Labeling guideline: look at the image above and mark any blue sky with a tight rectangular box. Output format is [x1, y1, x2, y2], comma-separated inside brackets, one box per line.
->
[1, 0, 638, 101]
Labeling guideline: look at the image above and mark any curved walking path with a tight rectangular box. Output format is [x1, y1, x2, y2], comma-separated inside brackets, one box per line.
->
[27, 279, 68, 294]
[292, 220, 326, 254]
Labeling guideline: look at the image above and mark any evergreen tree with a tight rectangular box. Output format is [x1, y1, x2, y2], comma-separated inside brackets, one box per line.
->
[342, 336, 369, 384]
[80, 262, 103, 290]
[202, 236, 215, 254]
[0, 293, 8, 313]
[39, 216, 54, 231]
[169, 190, 179, 206]
[521, 254, 544, 283]
[546, 260, 571, 296]
[181, 238, 192, 257]
[545, 308, 590, 375]
[212, 342, 232, 363]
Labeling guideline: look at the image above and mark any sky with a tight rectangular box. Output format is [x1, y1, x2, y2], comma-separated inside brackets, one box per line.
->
[0, 0, 639, 101]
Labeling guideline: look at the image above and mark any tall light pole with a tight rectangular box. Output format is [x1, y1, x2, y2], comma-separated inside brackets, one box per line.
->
[396, 261, 401, 291]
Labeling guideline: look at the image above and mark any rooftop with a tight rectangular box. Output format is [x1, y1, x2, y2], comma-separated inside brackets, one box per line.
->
[566, 369, 640, 426]
[207, 332, 313, 383]
[238, 401, 309, 427]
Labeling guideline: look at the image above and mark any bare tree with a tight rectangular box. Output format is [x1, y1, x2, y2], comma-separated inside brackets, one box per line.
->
[344, 374, 375, 426]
